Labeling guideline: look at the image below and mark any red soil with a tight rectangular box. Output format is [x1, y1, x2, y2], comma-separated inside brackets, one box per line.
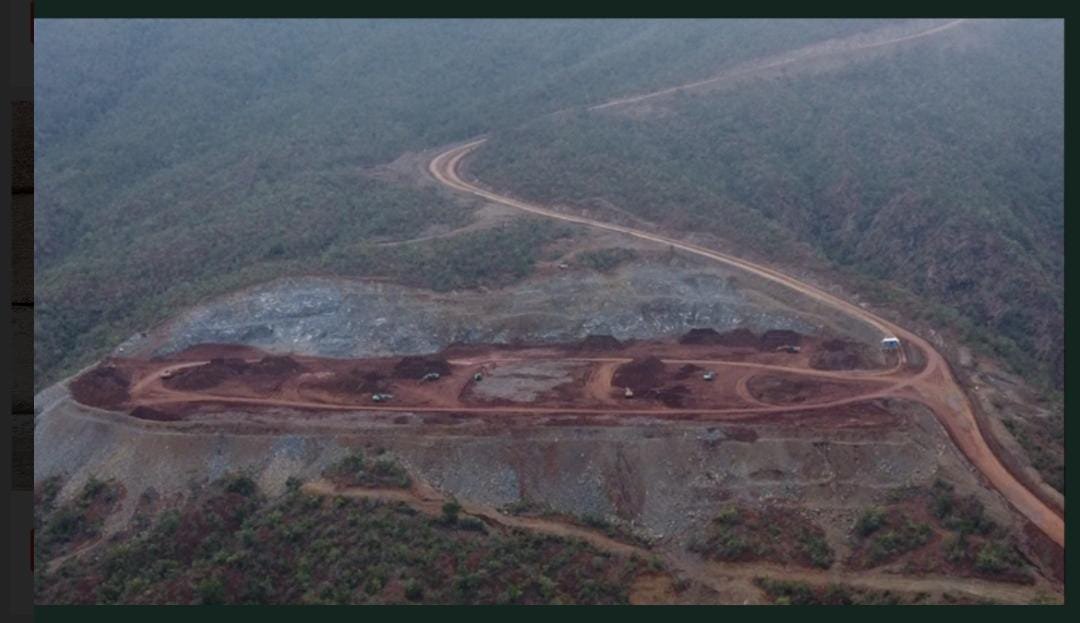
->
[393, 355, 452, 379]
[810, 338, 873, 370]
[68, 365, 131, 409]
[612, 357, 665, 393]
[68, 334, 905, 431]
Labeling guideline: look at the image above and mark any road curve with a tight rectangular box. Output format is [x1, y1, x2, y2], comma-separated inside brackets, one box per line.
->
[427, 140, 1064, 547]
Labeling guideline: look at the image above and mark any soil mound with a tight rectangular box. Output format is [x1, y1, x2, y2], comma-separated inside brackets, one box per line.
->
[169, 343, 265, 360]
[69, 365, 131, 409]
[679, 328, 722, 345]
[250, 355, 302, 376]
[680, 327, 759, 348]
[166, 358, 247, 391]
[575, 334, 625, 351]
[316, 369, 389, 396]
[393, 355, 452, 379]
[130, 406, 182, 422]
[811, 339, 871, 370]
[613, 356, 665, 393]
[673, 364, 702, 380]
[760, 330, 802, 351]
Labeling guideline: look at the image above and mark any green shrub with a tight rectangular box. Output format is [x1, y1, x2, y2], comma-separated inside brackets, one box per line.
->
[224, 475, 257, 497]
[943, 533, 970, 564]
[579, 247, 638, 273]
[798, 531, 834, 569]
[868, 520, 932, 564]
[404, 578, 423, 601]
[854, 508, 885, 537]
[714, 507, 740, 525]
[441, 500, 462, 524]
[974, 542, 1023, 575]
[196, 576, 226, 604]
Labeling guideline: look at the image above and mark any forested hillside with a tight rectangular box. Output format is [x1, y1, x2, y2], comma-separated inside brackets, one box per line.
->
[35, 19, 888, 389]
[470, 19, 1063, 390]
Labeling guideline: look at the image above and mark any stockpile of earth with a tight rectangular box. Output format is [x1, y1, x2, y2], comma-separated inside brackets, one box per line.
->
[613, 357, 665, 394]
[760, 330, 802, 350]
[393, 355, 452, 379]
[68, 366, 131, 408]
[811, 338, 872, 371]
[575, 334, 625, 351]
[679, 328, 759, 348]
[166, 356, 302, 392]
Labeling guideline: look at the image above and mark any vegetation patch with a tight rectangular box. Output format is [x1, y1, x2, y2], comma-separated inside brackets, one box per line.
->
[36, 476, 654, 604]
[754, 577, 925, 606]
[689, 506, 833, 569]
[324, 450, 411, 489]
[35, 476, 125, 567]
[847, 481, 1032, 583]
[578, 247, 638, 273]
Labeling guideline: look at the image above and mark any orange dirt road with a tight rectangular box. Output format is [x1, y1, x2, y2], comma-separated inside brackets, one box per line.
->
[427, 142, 1064, 548]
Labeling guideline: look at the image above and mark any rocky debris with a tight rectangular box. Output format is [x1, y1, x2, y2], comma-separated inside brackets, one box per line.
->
[130, 263, 821, 362]
[468, 361, 582, 403]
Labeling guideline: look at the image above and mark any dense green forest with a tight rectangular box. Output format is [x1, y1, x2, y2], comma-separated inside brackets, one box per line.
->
[470, 19, 1063, 391]
[35, 19, 888, 389]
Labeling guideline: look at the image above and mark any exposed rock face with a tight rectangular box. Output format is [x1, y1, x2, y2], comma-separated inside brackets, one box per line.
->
[115, 263, 830, 361]
[34, 390, 1007, 545]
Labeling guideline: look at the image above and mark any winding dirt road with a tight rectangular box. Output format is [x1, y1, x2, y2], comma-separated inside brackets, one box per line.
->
[428, 140, 1063, 548]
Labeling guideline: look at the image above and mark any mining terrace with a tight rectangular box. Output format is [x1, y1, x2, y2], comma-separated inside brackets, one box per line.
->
[70, 328, 912, 427]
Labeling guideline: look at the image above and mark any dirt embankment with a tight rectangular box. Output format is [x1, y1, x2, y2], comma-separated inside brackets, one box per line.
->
[68, 365, 131, 409]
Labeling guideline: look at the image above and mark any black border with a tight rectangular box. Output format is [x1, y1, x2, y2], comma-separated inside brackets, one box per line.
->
[17, 3, 1075, 619]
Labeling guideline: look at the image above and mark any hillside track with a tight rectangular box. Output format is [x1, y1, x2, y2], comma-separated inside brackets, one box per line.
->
[429, 141, 1063, 548]
[421, 16, 1063, 548]
[427, 62, 1063, 546]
